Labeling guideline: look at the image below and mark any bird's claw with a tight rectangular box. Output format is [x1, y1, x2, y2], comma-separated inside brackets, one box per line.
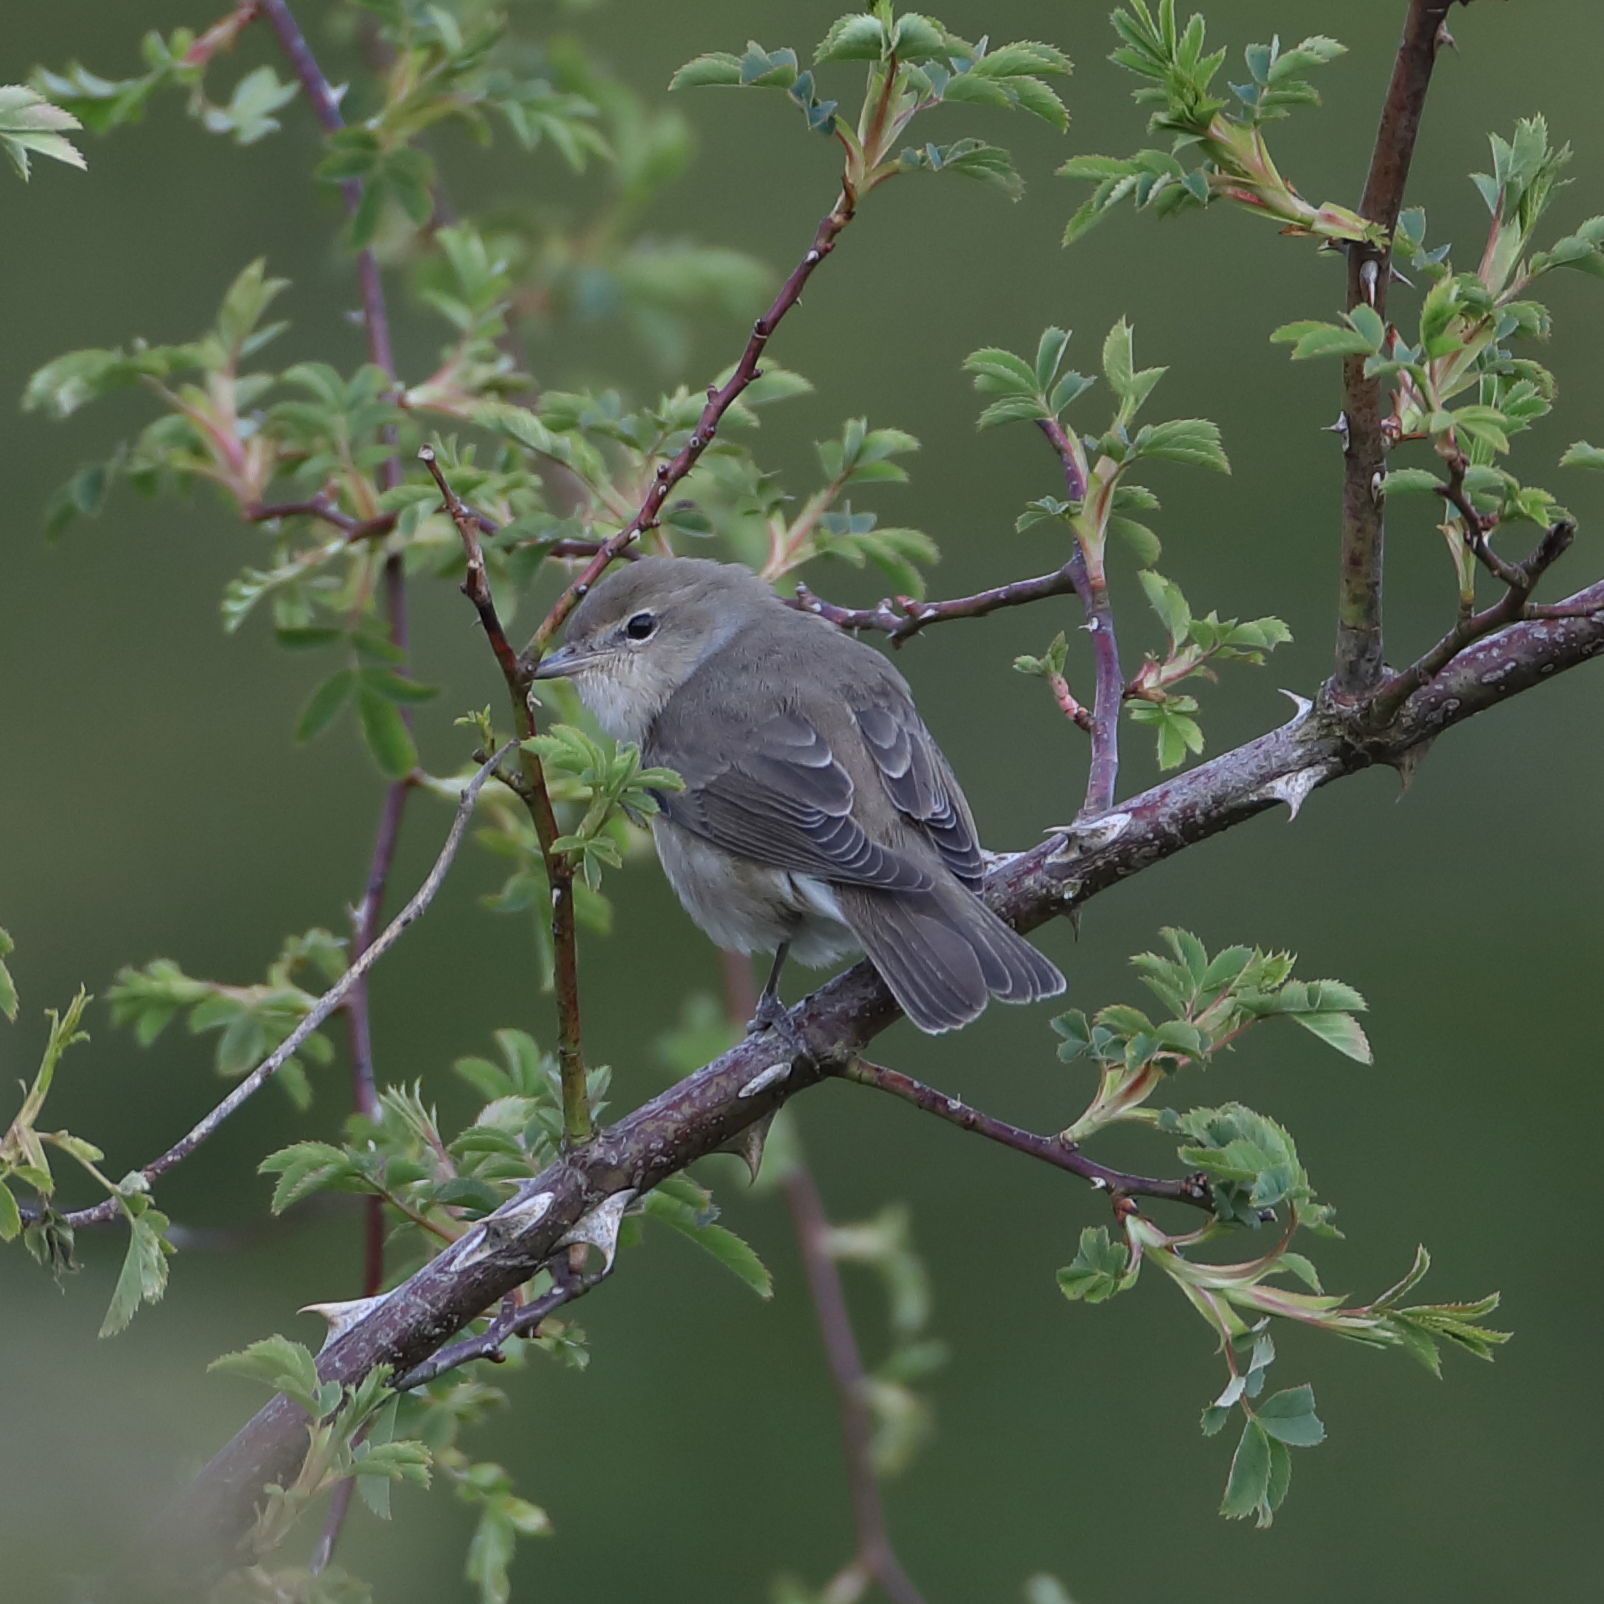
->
[745, 993, 812, 1063]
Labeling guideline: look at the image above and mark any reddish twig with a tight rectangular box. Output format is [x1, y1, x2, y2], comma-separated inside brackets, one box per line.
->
[54, 748, 512, 1231]
[420, 447, 522, 688]
[789, 562, 1081, 646]
[420, 446, 591, 1147]
[390, 1264, 606, 1391]
[1039, 418, 1123, 816]
[260, 0, 415, 1358]
[1048, 670, 1094, 733]
[1332, 0, 1461, 700]
[1371, 518, 1575, 719]
[247, 498, 397, 542]
[784, 1164, 930, 1604]
[711, 950, 927, 1600]
[841, 1059, 1212, 1210]
[526, 195, 859, 658]
[1434, 464, 1525, 591]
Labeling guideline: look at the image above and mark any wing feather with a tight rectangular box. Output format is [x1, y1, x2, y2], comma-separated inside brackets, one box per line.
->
[854, 703, 984, 885]
[653, 710, 935, 891]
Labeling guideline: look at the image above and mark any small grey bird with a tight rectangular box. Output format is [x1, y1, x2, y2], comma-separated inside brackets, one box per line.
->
[533, 556, 1064, 1034]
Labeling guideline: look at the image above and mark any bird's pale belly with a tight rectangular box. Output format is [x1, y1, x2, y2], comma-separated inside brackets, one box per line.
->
[652, 816, 860, 966]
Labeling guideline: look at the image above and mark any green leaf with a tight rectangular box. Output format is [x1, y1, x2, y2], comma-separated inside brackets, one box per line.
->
[1255, 1383, 1326, 1447]
[1270, 320, 1377, 360]
[1220, 1420, 1272, 1522]
[98, 1207, 173, 1337]
[0, 84, 87, 180]
[1560, 441, 1604, 471]
[1289, 1009, 1372, 1063]
[1383, 467, 1445, 495]
[296, 670, 355, 743]
[356, 683, 418, 779]
[814, 16, 887, 63]
[259, 1140, 361, 1214]
[964, 347, 1039, 394]
[0, 926, 16, 1022]
[1056, 1226, 1136, 1302]
[1132, 418, 1229, 473]
[643, 1188, 772, 1298]
[1345, 304, 1387, 349]
[210, 1333, 324, 1415]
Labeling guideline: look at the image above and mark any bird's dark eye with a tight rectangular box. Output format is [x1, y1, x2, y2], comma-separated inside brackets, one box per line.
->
[624, 611, 657, 641]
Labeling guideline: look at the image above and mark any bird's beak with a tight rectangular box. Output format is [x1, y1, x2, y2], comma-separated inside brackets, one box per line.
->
[532, 643, 589, 680]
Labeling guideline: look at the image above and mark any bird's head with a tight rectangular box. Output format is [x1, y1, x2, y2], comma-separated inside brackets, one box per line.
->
[532, 556, 776, 742]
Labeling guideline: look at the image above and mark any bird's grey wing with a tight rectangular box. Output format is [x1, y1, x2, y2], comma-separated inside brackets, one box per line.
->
[652, 709, 935, 891]
[852, 701, 984, 887]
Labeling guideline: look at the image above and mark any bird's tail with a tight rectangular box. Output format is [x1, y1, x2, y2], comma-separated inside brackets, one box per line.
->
[839, 883, 1065, 1035]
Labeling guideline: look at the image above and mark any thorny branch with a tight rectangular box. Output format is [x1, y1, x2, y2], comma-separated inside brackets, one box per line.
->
[1372, 517, 1576, 719]
[1332, 0, 1462, 701]
[53, 747, 514, 1231]
[843, 1059, 1211, 1210]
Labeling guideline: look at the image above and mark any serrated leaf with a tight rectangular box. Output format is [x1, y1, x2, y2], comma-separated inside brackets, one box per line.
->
[99, 1209, 172, 1337]
[814, 15, 887, 63]
[1383, 468, 1444, 495]
[1289, 1010, 1371, 1063]
[209, 1333, 323, 1414]
[1133, 418, 1229, 473]
[1220, 1420, 1272, 1521]
[1560, 441, 1604, 471]
[643, 1189, 772, 1297]
[1255, 1384, 1325, 1446]
[668, 53, 745, 90]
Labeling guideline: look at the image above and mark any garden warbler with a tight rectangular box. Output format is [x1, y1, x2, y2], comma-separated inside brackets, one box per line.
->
[533, 556, 1065, 1034]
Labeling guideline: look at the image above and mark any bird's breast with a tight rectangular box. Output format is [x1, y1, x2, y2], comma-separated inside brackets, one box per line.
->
[650, 816, 857, 966]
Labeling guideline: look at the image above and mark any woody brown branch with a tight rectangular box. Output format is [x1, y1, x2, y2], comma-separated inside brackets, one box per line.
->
[1332, 0, 1462, 700]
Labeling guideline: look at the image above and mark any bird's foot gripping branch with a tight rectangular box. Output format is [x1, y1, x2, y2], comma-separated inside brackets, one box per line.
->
[6, 0, 1604, 1598]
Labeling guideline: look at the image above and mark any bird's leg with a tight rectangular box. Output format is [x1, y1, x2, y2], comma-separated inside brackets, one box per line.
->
[746, 943, 811, 1061]
[747, 943, 791, 1032]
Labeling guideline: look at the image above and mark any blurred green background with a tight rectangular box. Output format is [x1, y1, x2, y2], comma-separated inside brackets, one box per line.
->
[3, 2, 1602, 1599]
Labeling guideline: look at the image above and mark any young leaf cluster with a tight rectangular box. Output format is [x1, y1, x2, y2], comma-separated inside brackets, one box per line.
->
[1051, 933, 1505, 1527]
[1060, 1, 1382, 247]
[34, 22, 296, 148]
[1272, 120, 1603, 600]
[1125, 571, 1290, 770]
[1051, 927, 1369, 1146]
[673, 5, 1072, 204]
[521, 725, 684, 890]
[109, 927, 347, 1109]
[0, 84, 86, 179]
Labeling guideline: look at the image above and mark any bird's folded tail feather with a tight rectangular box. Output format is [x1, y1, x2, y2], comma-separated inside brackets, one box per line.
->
[839, 884, 1065, 1034]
